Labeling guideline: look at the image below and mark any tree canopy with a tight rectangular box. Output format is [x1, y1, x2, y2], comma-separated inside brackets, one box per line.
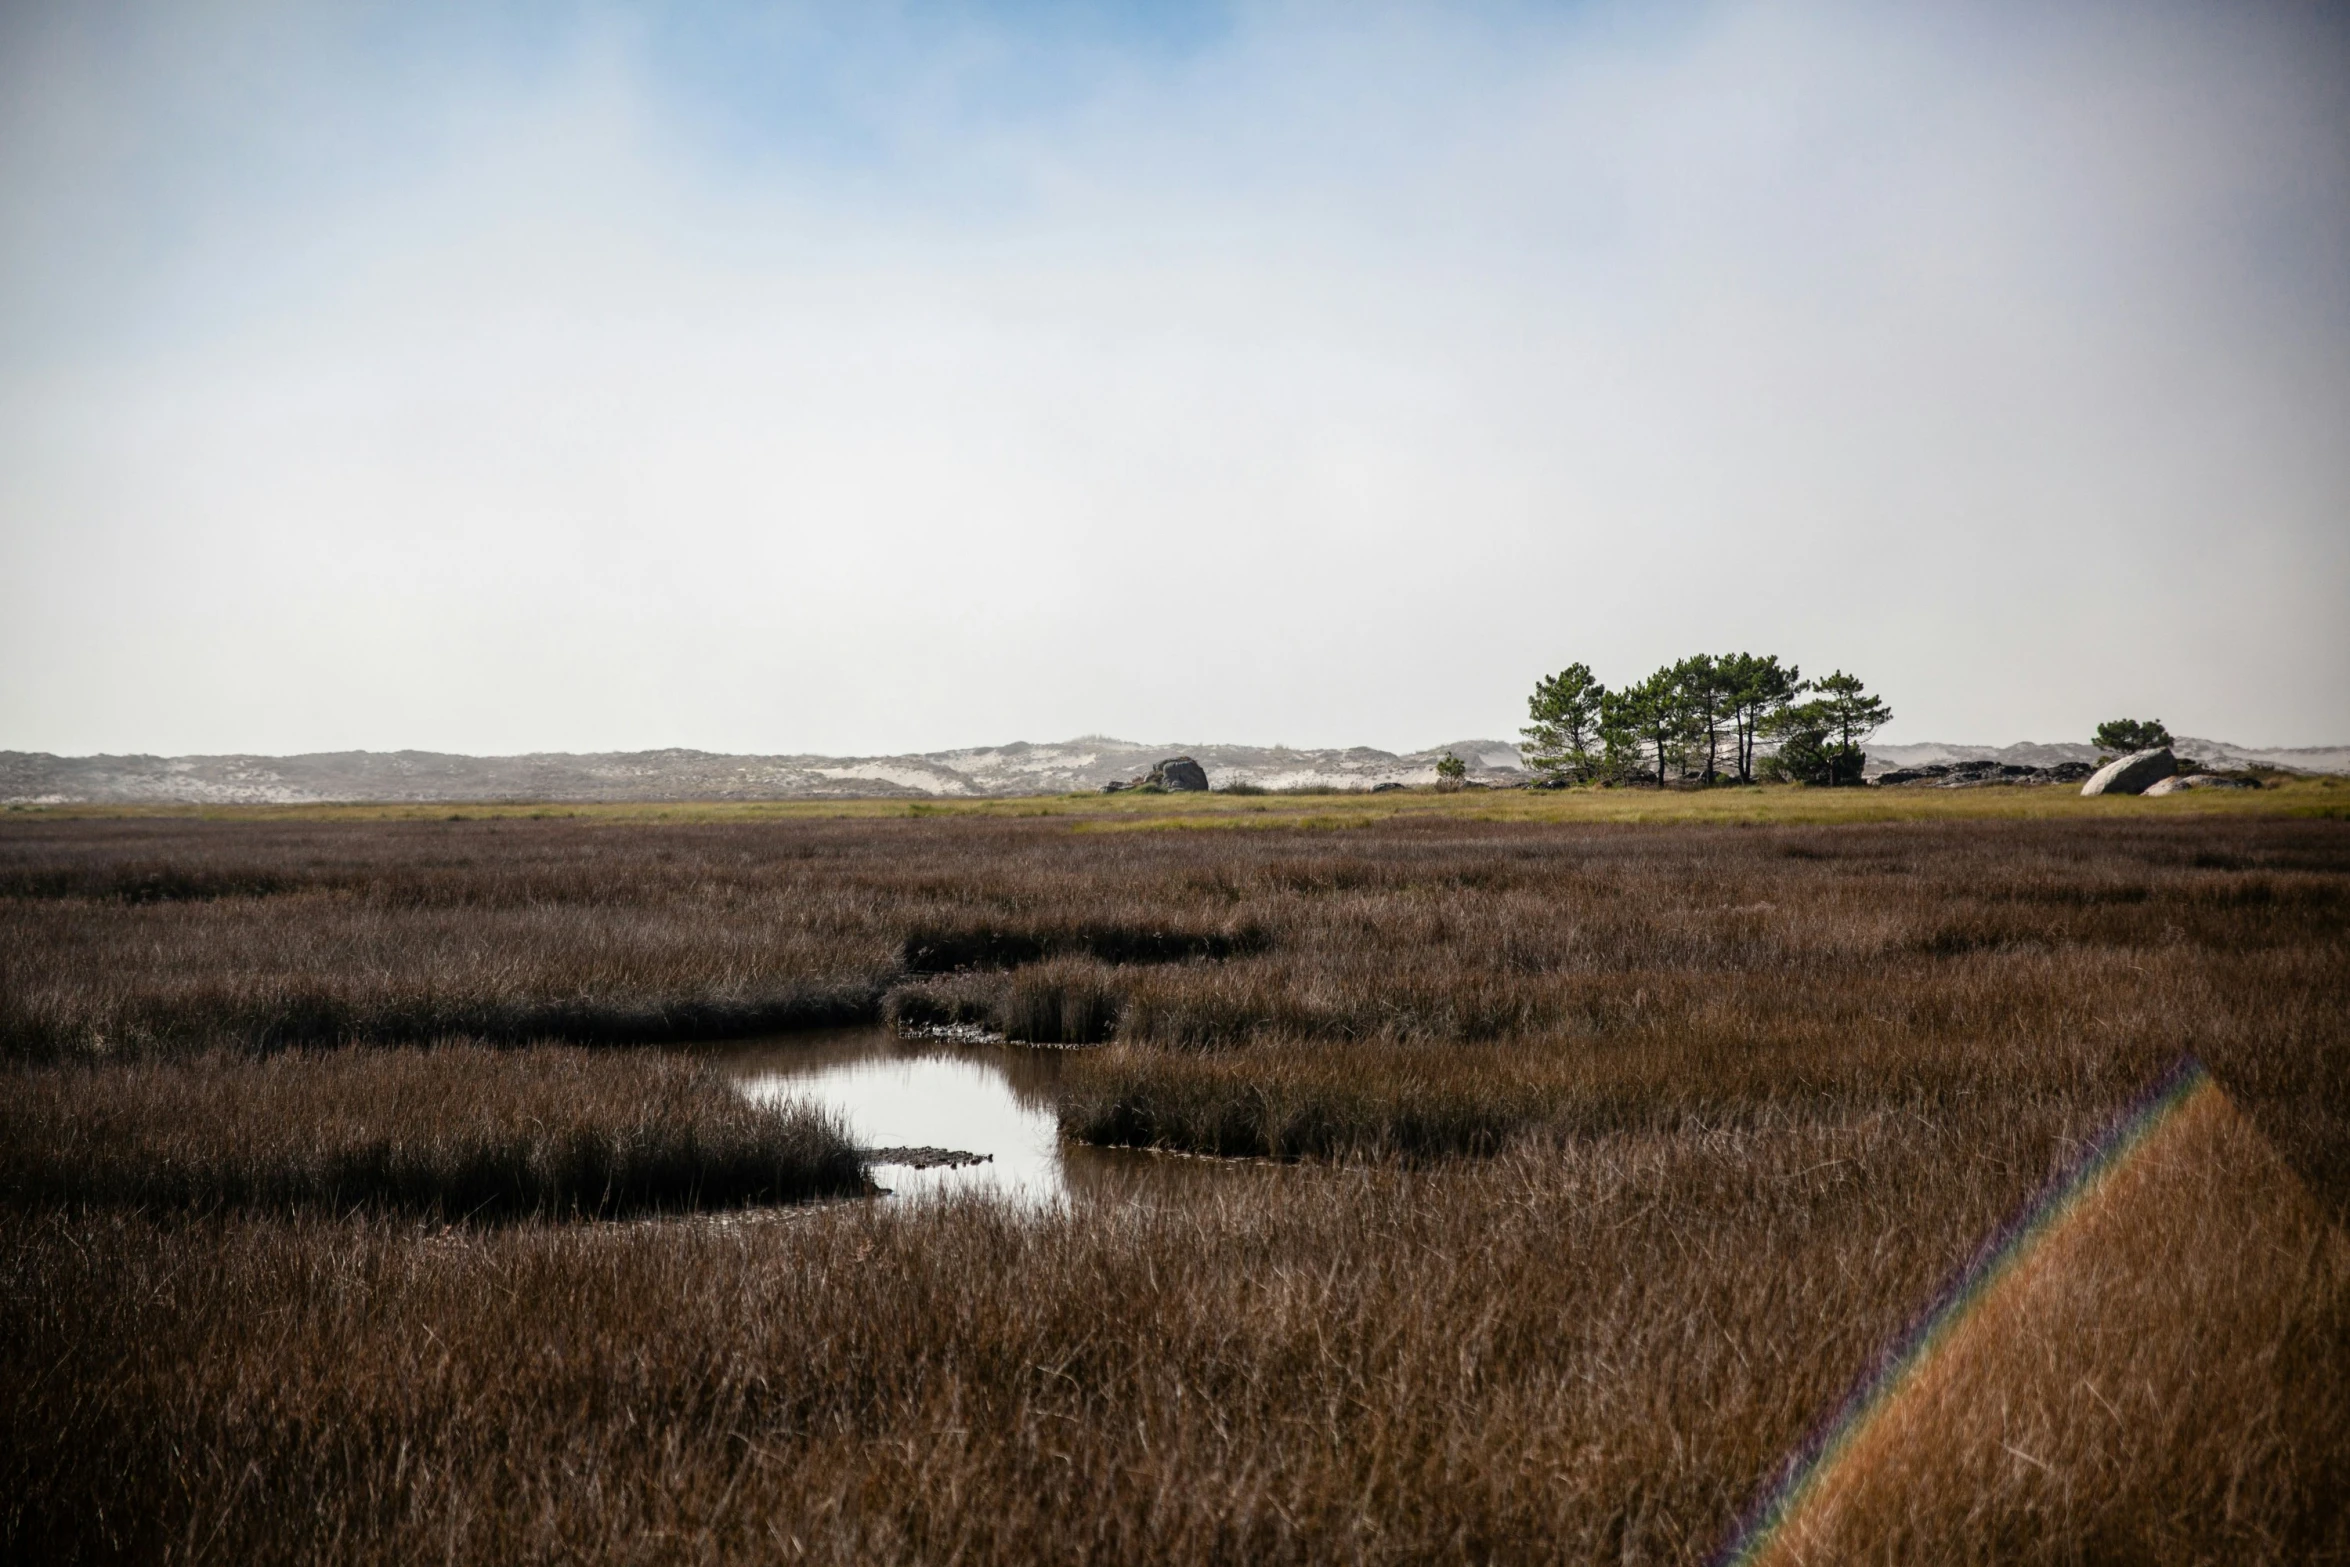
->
[1763, 671, 1892, 788]
[1523, 656, 1885, 787]
[2093, 718, 2173, 755]
[1521, 664, 1605, 782]
[1718, 653, 1803, 784]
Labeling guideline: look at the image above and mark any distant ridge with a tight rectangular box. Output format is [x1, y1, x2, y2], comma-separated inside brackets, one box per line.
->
[0, 738, 1531, 805]
[3, 736, 2340, 805]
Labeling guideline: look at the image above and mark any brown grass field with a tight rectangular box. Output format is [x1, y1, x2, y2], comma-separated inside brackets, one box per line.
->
[2, 786, 2345, 1563]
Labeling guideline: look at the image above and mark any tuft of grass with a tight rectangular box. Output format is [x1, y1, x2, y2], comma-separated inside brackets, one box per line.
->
[887, 961, 1127, 1045]
[0, 1045, 868, 1218]
[886, 971, 1010, 1036]
[1001, 957, 1125, 1045]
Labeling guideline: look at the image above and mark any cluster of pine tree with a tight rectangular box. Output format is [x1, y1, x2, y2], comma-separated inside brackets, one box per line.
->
[1522, 656, 1891, 788]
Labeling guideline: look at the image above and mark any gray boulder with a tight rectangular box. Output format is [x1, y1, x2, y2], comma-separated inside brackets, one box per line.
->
[2080, 747, 2177, 797]
[2143, 772, 2258, 796]
[1148, 756, 1210, 792]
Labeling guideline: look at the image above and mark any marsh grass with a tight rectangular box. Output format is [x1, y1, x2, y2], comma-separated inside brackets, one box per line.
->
[1062, 923, 2350, 1174]
[0, 1045, 867, 1218]
[4, 1095, 2341, 1565]
[5, 812, 2346, 1197]
[1061, 1038, 1552, 1158]
[1, 807, 2346, 1562]
[1741, 1079, 2350, 1565]
[1002, 957, 1125, 1044]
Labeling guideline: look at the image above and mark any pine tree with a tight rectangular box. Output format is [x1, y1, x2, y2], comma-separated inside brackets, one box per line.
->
[1718, 653, 1802, 784]
[1602, 667, 1700, 787]
[1674, 654, 1731, 784]
[1766, 670, 1890, 786]
[2092, 718, 2172, 756]
[1522, 664, 1607, 783]
[1812, 670, 1892, 756]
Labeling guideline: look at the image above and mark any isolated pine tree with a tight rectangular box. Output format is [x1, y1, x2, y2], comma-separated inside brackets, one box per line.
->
[2092, 717, 2172, 755]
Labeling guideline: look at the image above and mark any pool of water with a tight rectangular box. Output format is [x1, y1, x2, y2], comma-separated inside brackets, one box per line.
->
[708, 1028, 1259, 1209]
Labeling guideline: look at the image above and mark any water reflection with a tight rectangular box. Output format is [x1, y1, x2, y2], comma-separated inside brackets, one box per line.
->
[708, 1028, 1264, 1209]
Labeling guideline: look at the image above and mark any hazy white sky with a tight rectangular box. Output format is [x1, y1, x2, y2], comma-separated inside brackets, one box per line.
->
[3, 0, 2345, 756]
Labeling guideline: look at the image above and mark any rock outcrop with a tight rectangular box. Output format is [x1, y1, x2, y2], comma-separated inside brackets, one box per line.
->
[1149, 756, 1210, 792]
[1874, 760, 2095, 788]
[2080, 748, 2177, 797]
[2142, 772, 2259, 796]
[864, 1146, 993, 1170]
[1102, 756, 1211, 793]
[1866, 738, 2350, 778]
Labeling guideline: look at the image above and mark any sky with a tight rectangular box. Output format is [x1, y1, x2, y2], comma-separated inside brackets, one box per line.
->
[2, 0, 2346, 758]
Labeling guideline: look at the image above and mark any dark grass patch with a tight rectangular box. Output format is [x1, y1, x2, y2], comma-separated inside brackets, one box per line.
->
[1060, 1040, 1540, 1160]
[0, 1046, 868, 1218]
[0, 862, 297, 902]
[899, 921, 1268, 974]
[0, 985, 886, 1062]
